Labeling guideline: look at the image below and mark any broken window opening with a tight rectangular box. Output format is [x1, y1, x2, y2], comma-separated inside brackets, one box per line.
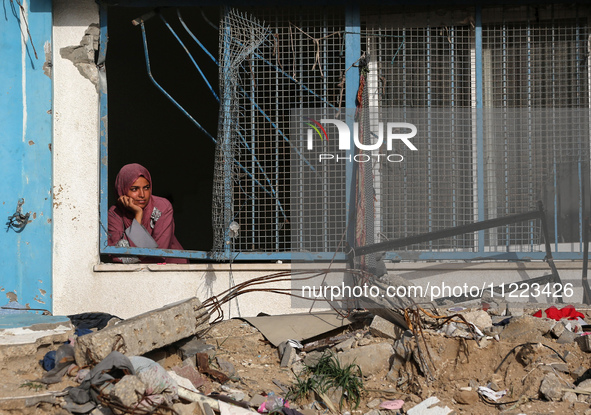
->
[99, 3, 591, 264]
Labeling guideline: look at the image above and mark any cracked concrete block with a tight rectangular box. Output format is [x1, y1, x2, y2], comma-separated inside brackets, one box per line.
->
[0, 314, 74, 366]
[177, 336, 216, 363]
[369, 315, 403, 340]
[506, 303, 524, 317]
[337, 342, 394, 376]
[462, 310, 492, 331]
[74, 297, 209, 367]
[539, 373, 565, 401]
[278, 342, 297, 367]
[109, 375, 145, 408]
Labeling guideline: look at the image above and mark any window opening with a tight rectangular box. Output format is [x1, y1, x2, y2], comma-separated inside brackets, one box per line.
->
[100, 4, 591, 262]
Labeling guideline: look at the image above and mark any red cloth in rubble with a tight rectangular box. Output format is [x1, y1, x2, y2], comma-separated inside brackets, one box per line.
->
[533, 305, 585, 321]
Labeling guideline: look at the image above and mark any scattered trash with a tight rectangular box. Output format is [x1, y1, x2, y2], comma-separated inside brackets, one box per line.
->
[477, 386, 507, 401]
[407, 396, 452, 415]
[379, 399, 404, 410]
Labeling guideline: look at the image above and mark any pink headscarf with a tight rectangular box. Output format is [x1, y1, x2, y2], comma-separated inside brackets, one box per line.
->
[114, 163, 155, 230]
[115, 163, 152, 197]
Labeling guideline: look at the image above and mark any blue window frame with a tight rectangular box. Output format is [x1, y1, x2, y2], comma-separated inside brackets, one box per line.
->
[99, 2, 591, 262]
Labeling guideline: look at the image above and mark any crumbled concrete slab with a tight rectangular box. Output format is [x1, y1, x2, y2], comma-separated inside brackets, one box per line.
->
[0, 314, 73, 363]
[540, 373, 565, 401]
[369, 315, 403, 340]
[74, 297, 209, 366]
[178, 336, 216, 363]
[337, 342, 394, 376]
[499, 315, 553, 343]
[506, 303, 524, 317]
[109, 375, 145, 407]
[462, 310, 492, 331]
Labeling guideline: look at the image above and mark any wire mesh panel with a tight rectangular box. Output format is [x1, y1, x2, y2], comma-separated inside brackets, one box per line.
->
[221, 7, 347, 255]
[212, 4, 590, 259]
[362, 8, 477, 252]
[357, 4, 590, 257]
[482, 4, 591, 252]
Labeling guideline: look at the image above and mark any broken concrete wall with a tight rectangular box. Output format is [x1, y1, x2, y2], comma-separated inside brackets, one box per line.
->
[59, 23, 100, 90]
[74, 297, 209, 366]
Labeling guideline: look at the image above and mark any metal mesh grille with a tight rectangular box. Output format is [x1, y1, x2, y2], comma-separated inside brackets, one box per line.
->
[362, 8, 477, 251]
[226, 7, 346, 254]
[218, 4, 590, 257]
[482, 5, 590, 251]
[355, 5, 590, 255]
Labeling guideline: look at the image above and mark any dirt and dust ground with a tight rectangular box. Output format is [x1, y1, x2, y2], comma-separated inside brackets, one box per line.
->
[3, 307, 591, 415]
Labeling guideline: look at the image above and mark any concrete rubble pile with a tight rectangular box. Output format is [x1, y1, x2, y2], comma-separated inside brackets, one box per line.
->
[3, 297, 591, 415]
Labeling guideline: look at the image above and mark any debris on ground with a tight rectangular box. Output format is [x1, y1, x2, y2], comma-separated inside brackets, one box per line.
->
[3, 298, 591, 415]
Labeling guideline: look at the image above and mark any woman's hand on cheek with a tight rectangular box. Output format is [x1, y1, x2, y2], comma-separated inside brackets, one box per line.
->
[118, 196, 144, 224]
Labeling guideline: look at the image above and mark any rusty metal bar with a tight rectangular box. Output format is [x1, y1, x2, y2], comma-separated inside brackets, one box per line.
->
[354, 206, 545, 257]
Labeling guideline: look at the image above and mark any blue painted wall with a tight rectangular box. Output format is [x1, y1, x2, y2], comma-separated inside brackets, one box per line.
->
[0, 0, 53, 312]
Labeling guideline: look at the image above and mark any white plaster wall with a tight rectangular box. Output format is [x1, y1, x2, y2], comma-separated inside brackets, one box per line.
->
[51, 0, 587, 320]
[52, 0, 102, 315]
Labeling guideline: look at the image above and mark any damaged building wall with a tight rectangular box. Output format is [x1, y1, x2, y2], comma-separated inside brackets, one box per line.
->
[50, 0, 588, 319]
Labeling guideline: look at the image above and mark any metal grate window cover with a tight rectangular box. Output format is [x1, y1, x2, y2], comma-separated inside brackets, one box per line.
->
[216, 7, 347, 255]
[217, 4, 590, 257]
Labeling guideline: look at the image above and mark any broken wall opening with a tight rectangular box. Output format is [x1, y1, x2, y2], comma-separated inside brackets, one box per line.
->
[106, 6, 220, 252]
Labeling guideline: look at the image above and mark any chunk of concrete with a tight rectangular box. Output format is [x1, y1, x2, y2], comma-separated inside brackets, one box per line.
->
[370, 315, 403, 340]
[0, 314, 73, 363]
[0, 314, 74, 378]
[109, 375, 145, 408]
[279, 342, 297, 368]
[563, 391, 577, 404]
[499, 315, 553, 343]
[337, 342, 394, 376]
[303, 350, 323, 367]
[171, 364, 206, 389]
[335, 337, 356, 351]
[75, 297, 209, 366]
[506, 303, 524, 317]
[577, 379, 591, 392]
[177, 336, 216, 363]
[366, 398, 381, 408]
[551, 321, 567, 339]
[454, 390, 478, 405]
[576, 334, 591, 352]
[539, 373, 564, 401]
[557, 329, 578, 345]
[461, 310, 492, 331]
[216, 356, 238, 378]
